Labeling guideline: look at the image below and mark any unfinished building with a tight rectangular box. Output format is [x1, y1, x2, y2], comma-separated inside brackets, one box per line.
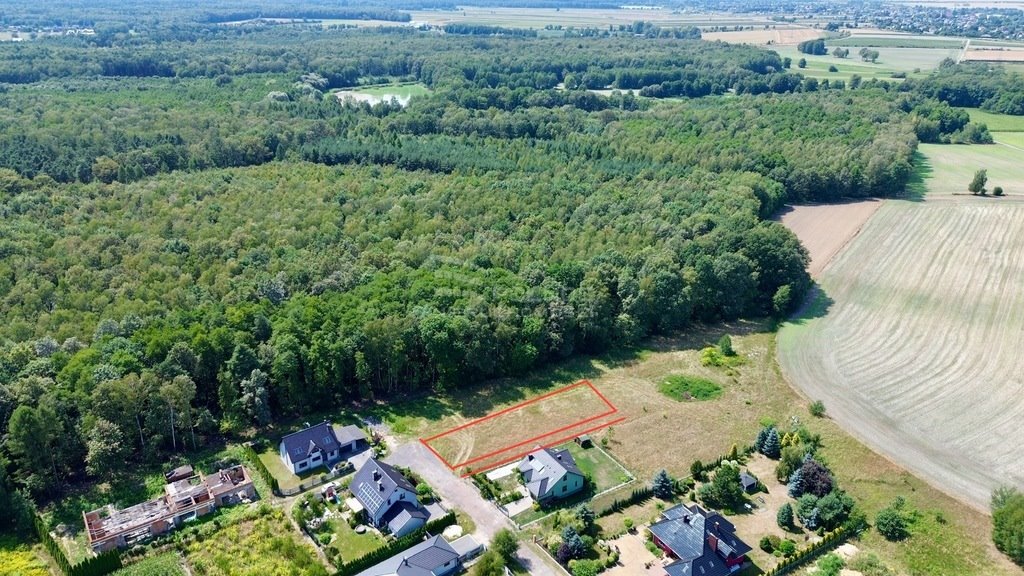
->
[83, 465, 255, 553]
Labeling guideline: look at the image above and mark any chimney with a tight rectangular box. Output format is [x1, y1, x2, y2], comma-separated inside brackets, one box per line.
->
[378, 481, 384, 491]
[373, 470, 380, 481]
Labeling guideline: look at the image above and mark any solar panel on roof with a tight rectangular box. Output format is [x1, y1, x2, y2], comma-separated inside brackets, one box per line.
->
[357, 481, 385, 513]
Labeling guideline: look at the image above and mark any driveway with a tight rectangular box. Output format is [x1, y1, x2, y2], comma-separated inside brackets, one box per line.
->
[386, 441, 563, 576]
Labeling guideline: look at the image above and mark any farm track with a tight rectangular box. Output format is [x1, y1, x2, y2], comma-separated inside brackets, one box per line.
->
[779, 200, 1024, 511]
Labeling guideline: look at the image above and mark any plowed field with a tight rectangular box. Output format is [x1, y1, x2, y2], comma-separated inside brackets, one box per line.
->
[779, 200, 1024, 510]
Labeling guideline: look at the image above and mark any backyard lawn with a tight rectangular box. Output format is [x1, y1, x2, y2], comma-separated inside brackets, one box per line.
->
[325, 518, 386, 564]
[561, 442, 633, 495]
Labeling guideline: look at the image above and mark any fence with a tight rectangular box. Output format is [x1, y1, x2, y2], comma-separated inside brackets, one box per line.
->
[763, 525, 853, 576]
[35, 514, 123, 576]
[279, 463, 353, 497]
[333, 511, 457, 576]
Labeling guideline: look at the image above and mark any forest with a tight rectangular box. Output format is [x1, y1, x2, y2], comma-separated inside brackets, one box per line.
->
[0, 4, 1003, 520]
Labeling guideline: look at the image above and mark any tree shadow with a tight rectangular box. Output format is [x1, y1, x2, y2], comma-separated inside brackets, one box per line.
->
[900, 150, 932, 202]
[784, 283, 833, 327]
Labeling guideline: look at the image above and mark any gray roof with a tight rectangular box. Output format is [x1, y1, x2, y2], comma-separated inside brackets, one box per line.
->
[280, 421, 340, 462]
[353, 534, 459, 576]
[334, 424, 368, 446]
[448, 535, 483, 560]
[352, 458, 417, 517]
[383, 501, 428, 535]
[651, 504, 751, 576]
[518, 447, 583, 500]
[739, 472, 757, 489]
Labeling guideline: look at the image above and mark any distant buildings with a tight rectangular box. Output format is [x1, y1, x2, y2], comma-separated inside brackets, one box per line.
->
[83, 465, 255, 553]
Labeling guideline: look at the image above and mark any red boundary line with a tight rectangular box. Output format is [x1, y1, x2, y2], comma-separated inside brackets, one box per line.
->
[452, 407, 616, 469]
[422, 380, 617, 470]
[458, 416, 627, 477]
[421, 380, 589, 442]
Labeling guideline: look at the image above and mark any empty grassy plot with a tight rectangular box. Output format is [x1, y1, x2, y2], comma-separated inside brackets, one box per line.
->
[257, 449, 319, 491]
[184, 508, 327, 576]
[113, 553, 186, 576]
[967, 108, 1024, 132]
[424, 381, 618, 473]
[915, 143, 1024, 196]
[658, 374, 722, 401]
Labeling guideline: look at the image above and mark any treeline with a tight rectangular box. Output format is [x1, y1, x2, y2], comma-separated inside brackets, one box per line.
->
[199, 8, 412, 24]
[907, 60, 1024, 115]
[442, 24, 538, 37]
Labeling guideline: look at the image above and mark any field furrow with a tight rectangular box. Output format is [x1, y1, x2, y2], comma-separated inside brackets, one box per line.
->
[780, 201, 1024, 510]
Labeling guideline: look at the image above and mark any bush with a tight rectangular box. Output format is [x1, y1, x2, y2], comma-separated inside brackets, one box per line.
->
[809, 400, 826, 417]
[623, 517, 634, 531]
[992, 487, 1024, 565]
[717, 334, 734, 356]
[569, 559, 602, 576]
[875, 504, 908, 541]
[778, 539, 797, 556]
[759, 535, 775, 553]
[994, 186, 1005, 196]
[492, 528, 519, 562]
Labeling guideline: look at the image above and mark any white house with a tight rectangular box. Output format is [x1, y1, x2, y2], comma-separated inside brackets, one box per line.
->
[518, 447, 585, 502]
[279, 421, 367, 475]
[350, 458, 428, 537]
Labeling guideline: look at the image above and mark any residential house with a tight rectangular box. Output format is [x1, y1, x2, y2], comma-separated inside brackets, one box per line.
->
[84, 465, 255, 553]
[518, 447, 585, 503]
[279, 421, 368, 475]
[649, 503, 752, 576]
[353, 534, 464, 576]
[350, 458, 428, 538]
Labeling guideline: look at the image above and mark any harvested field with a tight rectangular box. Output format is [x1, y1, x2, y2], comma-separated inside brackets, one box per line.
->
[915, 143, 1024, 196]
[778, 200, 1024, 512]
[963, 48, 1024, 62]
[422, 380, 620, 474]
[409, 8, 770, 29]
[776, 200, 882, 277]
[701, 27, 822, 45]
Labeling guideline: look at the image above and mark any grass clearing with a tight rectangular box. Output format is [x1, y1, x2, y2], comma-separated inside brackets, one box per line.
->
[113, 553, 187, 576]
[183, 508, 327, 576]
[967, 108, 1024, 131]
[915, 143, 1024, 196]
[0, 535, 50, 576]
[658, 374, 723, 401]
[257, 448, 322, 491]
[325, 518, 386, 564]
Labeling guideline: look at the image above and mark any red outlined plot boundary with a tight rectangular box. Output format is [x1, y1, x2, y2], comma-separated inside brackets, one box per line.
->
[420, 380, 624, 476]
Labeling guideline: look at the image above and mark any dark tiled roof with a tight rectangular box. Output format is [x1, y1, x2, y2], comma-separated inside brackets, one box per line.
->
[352, 458, 417, 516]
[280, 421, 340, 462]
[382, 501, 428, 535]
[333, 424, 368, 446]
[650, 504, 751, 575]
[353, 535, 459, 576]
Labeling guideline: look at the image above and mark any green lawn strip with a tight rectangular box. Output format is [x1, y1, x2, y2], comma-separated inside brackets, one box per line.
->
[916, 143, 1024, 196]
[327, 518, 387, 564]
[257, 449, 323, 491]
[966, 108, 1024, 131]
[561, 442, 633, 494]
[658, 375, 723, 402]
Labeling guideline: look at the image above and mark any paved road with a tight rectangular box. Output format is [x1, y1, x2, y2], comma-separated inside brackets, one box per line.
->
[386, 441, 563, 576]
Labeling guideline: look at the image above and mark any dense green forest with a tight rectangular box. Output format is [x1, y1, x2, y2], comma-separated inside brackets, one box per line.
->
[0, 7, 1001, 511]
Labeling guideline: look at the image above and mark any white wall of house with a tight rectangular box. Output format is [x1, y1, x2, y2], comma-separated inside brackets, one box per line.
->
[544, 473, 583, 500]
[279, 443, 342, 474]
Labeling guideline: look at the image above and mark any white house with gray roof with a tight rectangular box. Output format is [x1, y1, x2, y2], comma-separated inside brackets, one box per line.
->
[351, 458, 428, 537]
[279, 421, 367, 475]
[518, 446, 585, 502]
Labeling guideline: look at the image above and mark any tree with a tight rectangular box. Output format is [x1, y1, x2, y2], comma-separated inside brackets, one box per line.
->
[833, 47, 849, 59]
[717, 334, 734, 356]
[992, 487, 1024, 565]
[653, 469, 674, 499]
[471, 550, 506, 576]
[875, 499, 909, 541]
[777, 502, 794, 528]
[6, 404, 60, 493]
[239, 369, 271, 425]
[799, 458, 834, 497]
[85, 418, 130, 477]
[698, 464, 745, 511]
[798, 58, 807, 69]
[492, 528, 519, 563]
[762, 428, 781, 459]
[560, 526, 586, 561]
[575, 503, 595, 532]
[690, 460, 704, 480]
[994, 186, 1004, 196]
[969, 169, 988, 195]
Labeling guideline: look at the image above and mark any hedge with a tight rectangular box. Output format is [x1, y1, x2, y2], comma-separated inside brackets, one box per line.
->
[596, 486, 652, 517]
[35, 514, 123, 576]
[241, 444, 280, 495]
[763, 526, 851, 576]
[334, 511, 457, 576]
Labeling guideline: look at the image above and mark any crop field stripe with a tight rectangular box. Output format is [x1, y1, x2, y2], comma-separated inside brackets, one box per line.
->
[451, 405, 617, 469]
[420, 380, 590, 442]
[457, 416, 627, 478]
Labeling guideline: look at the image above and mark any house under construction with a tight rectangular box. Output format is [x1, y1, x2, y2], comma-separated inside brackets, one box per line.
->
[83, 465, 255, 553]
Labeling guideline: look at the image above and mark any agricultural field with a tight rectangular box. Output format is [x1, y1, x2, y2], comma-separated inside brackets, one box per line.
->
[778, 197, 1024, 514]
[701, 26, 822, 46]
[409, 8, 772, 29]
[112, 553, 187, 576]
[914, 143, 1024, 196]
[776, 200, 883, 277]
[968, 107, 1024, 131]
[183, 507, 327, 576]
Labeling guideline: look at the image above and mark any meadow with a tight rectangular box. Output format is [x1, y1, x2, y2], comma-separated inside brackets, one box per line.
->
[914, 142, 1024, 195]
[112, 553, 186, 576]
[0, 535, 50, 576]
[968, 108, 1024, 131]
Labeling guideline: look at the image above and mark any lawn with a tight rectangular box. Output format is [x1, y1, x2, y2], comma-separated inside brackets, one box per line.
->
[967, 107, 1024, 132]
[325, 518, 386, 565]
[0, 535, 50, 576]
[184, 507, 327, 576]
[658, 374, 723, 401]
[562, 441, 633, 494]
[257, 449, 321, 491]
[113, 553, 187, 576]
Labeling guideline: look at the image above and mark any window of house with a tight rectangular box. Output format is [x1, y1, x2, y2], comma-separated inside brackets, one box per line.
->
[562, 485, 567, 493]
[299, 462, 307, 469]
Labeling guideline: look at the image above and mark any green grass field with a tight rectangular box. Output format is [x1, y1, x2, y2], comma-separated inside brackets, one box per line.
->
[828, 36, 965, 48]
[326, 518, 386, 564]
[562, 441, 632, 494]
[967, 108, 1024, 131]
[994, 132, 1024, 148]
[113, 553, 187, 576]
[658, 374, 723, 401]
[774, 44, 957, 81]
[257, 449, 321, 491]
[915, 143, 1024, 195]
[0, 535, 50, 576]
[350, 82, 430, 99]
